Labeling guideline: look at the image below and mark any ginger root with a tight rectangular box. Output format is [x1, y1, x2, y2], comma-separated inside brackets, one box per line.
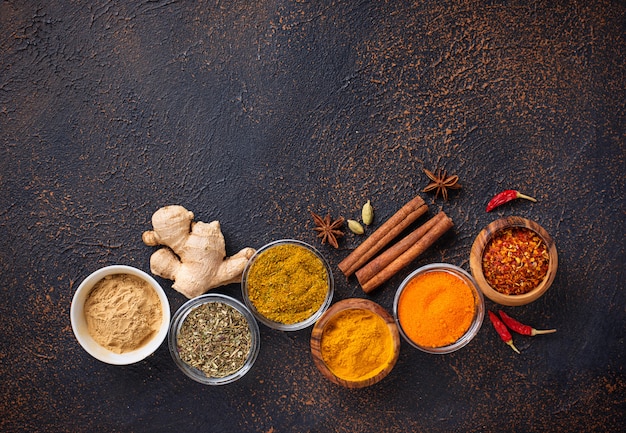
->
[142, 205, 256, 299]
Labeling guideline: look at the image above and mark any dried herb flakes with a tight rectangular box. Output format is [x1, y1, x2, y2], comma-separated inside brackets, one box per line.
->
[177, 302, 252, 378]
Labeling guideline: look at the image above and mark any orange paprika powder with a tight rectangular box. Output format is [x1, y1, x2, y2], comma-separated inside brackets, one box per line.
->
[397, 270, 475, 348]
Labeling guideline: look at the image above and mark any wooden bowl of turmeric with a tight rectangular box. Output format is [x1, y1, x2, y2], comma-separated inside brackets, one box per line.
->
[310, 298, 400, 388]
[470, 217, 558, 306]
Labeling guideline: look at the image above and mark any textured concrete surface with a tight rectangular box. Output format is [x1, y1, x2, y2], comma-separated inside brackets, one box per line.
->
[1, 1, 624, 432]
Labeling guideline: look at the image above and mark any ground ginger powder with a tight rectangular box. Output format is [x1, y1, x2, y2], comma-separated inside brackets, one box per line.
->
[84, 274, 163, 354]
[320, 309, 394, 381]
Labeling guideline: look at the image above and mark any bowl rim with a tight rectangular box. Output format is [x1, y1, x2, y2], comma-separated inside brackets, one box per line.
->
[70, 265, 171, 365]
[469, 216, 558, 306]
[168, 293, 260, 385]
[310, 298, 401, 388]
[392, 263, 485, 354]
[241, 239, 334, 331]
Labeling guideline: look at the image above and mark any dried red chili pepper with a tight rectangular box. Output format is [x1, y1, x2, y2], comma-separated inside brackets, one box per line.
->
[498, 311, 556, 336]
[486, 189, 537, 212]
[488, 311, 520, 354]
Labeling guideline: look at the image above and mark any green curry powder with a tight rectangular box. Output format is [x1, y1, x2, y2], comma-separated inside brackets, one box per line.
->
[247, 244, 328, 324]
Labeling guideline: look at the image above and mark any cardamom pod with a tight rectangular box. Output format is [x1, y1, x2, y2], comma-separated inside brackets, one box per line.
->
[362, 200, 374, 226]
[347, 219, 365, 235]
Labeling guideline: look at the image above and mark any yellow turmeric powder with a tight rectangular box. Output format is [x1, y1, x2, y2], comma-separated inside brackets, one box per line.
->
[320, 308, 394, 381]
[398, 270, 475, 348]
[247, 243, 328, 324]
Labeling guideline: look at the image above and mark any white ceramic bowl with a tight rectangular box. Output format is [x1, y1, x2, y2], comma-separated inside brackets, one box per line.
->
[70, 265, 171, 365]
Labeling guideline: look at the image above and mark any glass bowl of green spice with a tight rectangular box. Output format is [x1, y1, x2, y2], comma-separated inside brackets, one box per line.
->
[242, 239, 334, 331]
[168, 294, 260, 385]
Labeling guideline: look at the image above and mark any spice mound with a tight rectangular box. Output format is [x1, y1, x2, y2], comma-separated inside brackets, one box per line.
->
[83, 274, 163, 354]
[321, 309, 394, 382]
[482, 227, 549, 295]
[177, 302, 252, 378]
[246, 243, 329, 325]
[397, 270, 476, 348]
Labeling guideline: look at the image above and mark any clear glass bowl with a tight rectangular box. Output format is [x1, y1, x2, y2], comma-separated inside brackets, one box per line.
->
[241, 239, 334, 331]
[393, 263, 484, 354]
[168, 294, 260, 385]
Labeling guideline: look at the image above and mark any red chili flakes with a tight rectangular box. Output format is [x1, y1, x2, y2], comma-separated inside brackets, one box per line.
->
[482, 227, 550, 295]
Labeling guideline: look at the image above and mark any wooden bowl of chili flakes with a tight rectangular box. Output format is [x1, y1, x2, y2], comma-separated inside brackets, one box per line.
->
[470, 217, 558, 306]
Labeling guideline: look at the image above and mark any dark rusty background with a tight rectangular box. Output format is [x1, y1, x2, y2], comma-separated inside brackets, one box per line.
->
[1, 1, 624, 432]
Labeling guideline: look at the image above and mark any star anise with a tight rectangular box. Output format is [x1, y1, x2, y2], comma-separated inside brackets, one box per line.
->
[422, 168, 461, 201]
[311, 211, 344, 249]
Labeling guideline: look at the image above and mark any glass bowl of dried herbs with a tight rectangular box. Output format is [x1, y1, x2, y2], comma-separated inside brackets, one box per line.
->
[469, 216, 558, 306]
[168, 294, 260, 385]
[242, 239, 334, 331]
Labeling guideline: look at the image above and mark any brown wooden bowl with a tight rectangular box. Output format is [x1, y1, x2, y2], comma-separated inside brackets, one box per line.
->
[310, 298, 400, 389]
[470, 216, 558, 306]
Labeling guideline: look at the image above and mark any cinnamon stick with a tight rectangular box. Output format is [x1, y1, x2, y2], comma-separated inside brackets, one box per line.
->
[355, 212, 445, 286]
[338, 195, 427, 277]
[357, 212, 454, 293]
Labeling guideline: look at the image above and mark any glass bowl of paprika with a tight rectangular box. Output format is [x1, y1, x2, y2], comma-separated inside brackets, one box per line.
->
[469, 216, 558, 306]
[393, 263, 485, 354]
[241, 239, 334, 331]
[310, 298, 401, 388]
